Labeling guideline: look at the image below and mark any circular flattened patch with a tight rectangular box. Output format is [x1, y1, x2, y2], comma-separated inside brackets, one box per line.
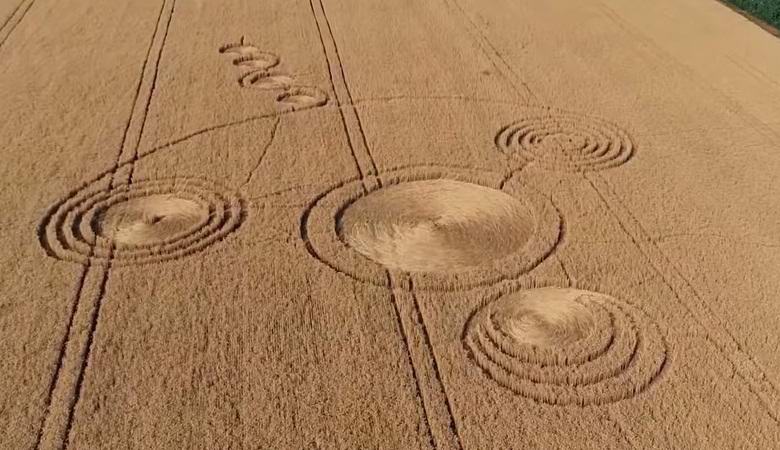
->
[339, 180, 535, 273]
[302, 166, 560, 291]
[239, 72, 295, 90]
[39, 178, 245, 266]
[276, 86, 329, 111]
[96, 195, 207, 247]
[464, 287, 667, 406]
[219, 43, 280, 71]
[496, 109, 634, 172]
[219, 43, 261, 56]
[232, 54, 280, 71]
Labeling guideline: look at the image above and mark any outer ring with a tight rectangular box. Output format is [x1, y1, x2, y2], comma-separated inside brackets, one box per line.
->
[300, 165, 562, 291]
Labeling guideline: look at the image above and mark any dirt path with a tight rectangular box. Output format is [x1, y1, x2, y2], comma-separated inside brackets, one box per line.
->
[1, 0, 779, 448]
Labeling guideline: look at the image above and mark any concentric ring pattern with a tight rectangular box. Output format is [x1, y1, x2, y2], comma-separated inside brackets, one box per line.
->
[39, 178, 245, 266]
[464, 287, 667, 406]
[496, 110, 635, 172]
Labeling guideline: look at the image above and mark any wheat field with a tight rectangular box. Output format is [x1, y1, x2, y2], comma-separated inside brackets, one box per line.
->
[2, 0, 780, 448]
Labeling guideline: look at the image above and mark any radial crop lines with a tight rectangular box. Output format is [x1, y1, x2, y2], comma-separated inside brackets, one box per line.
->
[307, 1, 463, 447]
[306, 0, 366, 185]
[409, 279, 465, 449]
[33, 2, 178, 449]
[585, 172, 780, 423]
[387, 276, 442, 449]
[30, 262, 90, 450]
[438, 0, 535, 103]
[36, 111, 287, 268]
[33, 6, 329, 448]
[63, 0, 178, 446]
[0, 0, 25, 31]
[597, 2, 780, 145]
[438, 0, 638, 175]
[388, 276, 464, 450]
[34, 0, 171, 443]
[0, 0, 36, 50]
[60, 251, 114, 450]
[126, 0, 178, 185]
[242, 116, 281, 188]
[143, 106, 313, 166]
[581, 11, 780, 405]
[308, 0, 379, 189]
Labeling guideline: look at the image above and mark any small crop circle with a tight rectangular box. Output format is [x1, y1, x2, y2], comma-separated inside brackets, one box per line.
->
[39, 178, 245, 266]
[496, 109, 634, 172]
[276, 86, 329, 111]
[464, 287, 667, 405]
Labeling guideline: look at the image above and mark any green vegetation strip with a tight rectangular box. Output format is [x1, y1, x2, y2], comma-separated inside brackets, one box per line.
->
[723, 0, 780, 33]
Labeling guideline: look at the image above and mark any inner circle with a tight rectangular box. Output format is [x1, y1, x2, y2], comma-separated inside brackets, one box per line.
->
[95, 194, 208, 247]
[492, 290, 596, 348]
[540, 133, 588, 153]
[337, 179, 536, 273]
